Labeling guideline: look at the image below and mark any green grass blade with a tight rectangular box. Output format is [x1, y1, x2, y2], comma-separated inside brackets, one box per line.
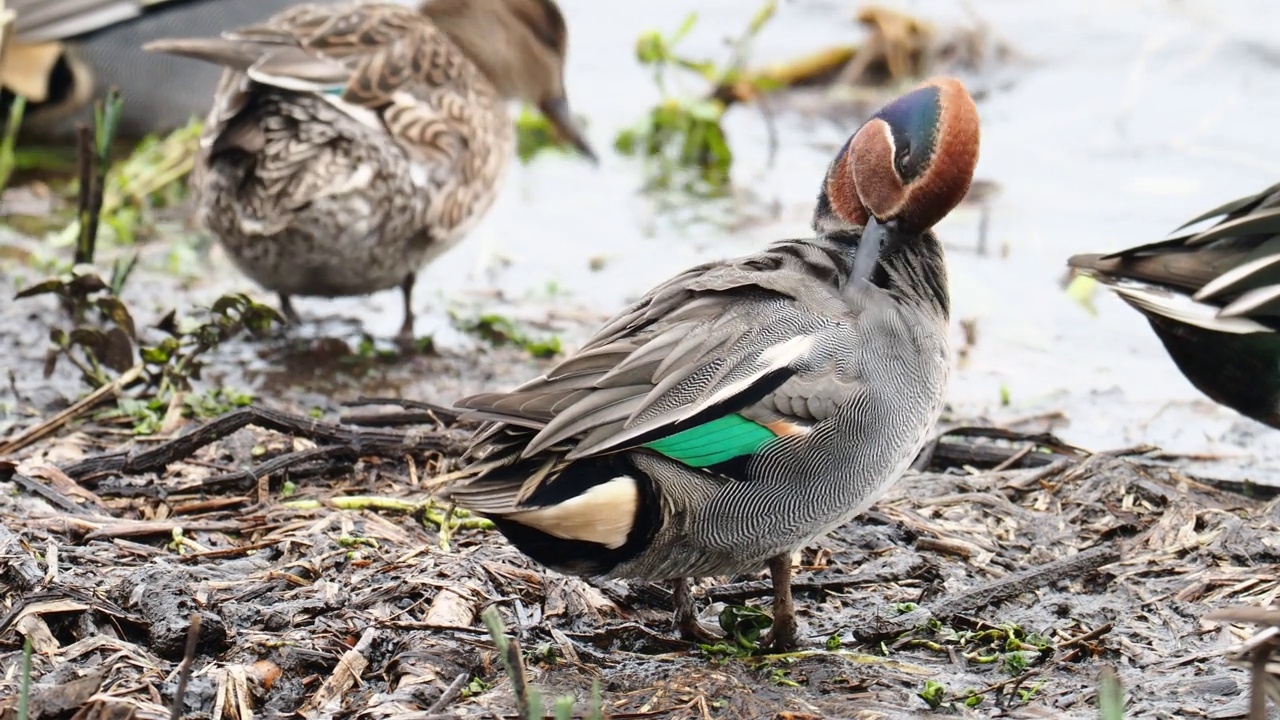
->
[17, 636, 32, 720]
[0, 95, 26, 193]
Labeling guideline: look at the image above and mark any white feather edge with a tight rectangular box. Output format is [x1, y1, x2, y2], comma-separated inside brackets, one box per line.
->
[648, 332, 819, 428]
[1220, 284, 1280, 320]
[244, 65, 389, 131]
[561, 333, 819, 460]
[503, 476, 638, 550]
[1194, 252, 1280, 302]
[1100, 278, 1271, 334]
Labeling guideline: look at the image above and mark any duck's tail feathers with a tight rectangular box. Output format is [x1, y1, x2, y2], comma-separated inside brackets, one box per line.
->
[143, 37, 260, 72]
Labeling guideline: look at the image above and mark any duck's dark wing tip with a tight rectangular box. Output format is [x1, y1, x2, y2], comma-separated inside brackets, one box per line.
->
[140, 37, 259, 72]
[454, 391, 497, 411]
[1066, 252, 1112, 274]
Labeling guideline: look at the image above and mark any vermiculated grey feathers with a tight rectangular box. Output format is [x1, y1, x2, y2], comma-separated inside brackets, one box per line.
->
[450, 226, 953, 579]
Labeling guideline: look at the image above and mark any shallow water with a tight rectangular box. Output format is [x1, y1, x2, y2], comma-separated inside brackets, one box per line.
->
[4, 0, 1280, 484]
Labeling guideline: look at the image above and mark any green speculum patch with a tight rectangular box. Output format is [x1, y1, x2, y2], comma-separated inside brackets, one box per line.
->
[643, 413, 779, 467]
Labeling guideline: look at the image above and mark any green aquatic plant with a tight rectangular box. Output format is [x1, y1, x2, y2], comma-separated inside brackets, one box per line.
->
[5, 112, 200, 248]
[897, 619, 1061, 705]
[1004, 649, 1030, 675]
[718, 604, 774, 651]
[451, 311, 562, 359]
[71, 88, 126, 266]
[107, 385, 256, 436]
[106, 117, 201, 214]
[55, 116, 202, 250]
[141, 293, 283, 397]
[185, 386, 255, 417]
[18, 266, 281, 433]
[19, 268, 140, 385]
[917, 679, 947, 709]
[461, 677, 490, 698]
[615, 1, 778, 197]
[515, 106, 590, 164]
[765, 662, 800, 688]
[824, 632, 842, 650]
[1065, 273, 1099, 315]
[1018, 680, 1045, 702]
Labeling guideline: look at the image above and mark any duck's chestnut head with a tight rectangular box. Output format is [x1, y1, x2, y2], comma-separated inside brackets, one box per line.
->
[852, 77, 979, 230]
[819, 77, 980, 234]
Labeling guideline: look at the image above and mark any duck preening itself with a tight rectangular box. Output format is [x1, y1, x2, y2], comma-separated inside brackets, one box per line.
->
[440, 78, 980, 651]
[144, 0, 596, 340]
[1069, 184, 1280, 429]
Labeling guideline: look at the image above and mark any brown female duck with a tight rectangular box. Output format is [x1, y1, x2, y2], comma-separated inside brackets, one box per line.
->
[441, 78, 980, 650]
[145, 0, 596, 339]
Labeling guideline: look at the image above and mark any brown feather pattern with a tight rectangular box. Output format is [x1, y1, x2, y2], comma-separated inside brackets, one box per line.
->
[145, 1, 531, 302]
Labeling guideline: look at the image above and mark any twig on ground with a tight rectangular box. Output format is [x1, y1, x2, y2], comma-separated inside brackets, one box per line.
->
[916, 425, 1087, 472]
[8, 474, 95, 517]
[59, 405, 468, 485]
[194, 445, 356, 493]
[1056, 622, 1115, 652]
[304, 628, 377, 715]
[1208, 606, 1280, 720]
[0, 524, 43, 590]
[0, 363, 143, 456]
[866, 543, 1121, 643]
[340, 397, 465, 427]
[170, 614, 202, 720]
[426, 672, 471, 715]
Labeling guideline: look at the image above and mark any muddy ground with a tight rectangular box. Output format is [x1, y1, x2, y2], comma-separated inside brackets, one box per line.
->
[0, 387, 1278, 719]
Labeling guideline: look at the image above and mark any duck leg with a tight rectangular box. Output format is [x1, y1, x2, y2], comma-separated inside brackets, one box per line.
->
[760, 553, 799, 651]
[278, 293, 301, 325]
[396, 273, 417, 345]
[671, 578, 719, 644]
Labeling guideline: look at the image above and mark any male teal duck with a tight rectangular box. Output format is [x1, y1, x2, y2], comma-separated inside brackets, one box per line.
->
[144, 0, 596, 339]
[1069, 184, 1280, 429]
[3, 0, 345, 139]
[441, 78, 981, 651]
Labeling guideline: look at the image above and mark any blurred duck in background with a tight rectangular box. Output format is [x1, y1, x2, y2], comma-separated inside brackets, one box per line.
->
[1, 0, 351, 139]
[1069, 184, 1280, 430]
[143, 0, 595, 339]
